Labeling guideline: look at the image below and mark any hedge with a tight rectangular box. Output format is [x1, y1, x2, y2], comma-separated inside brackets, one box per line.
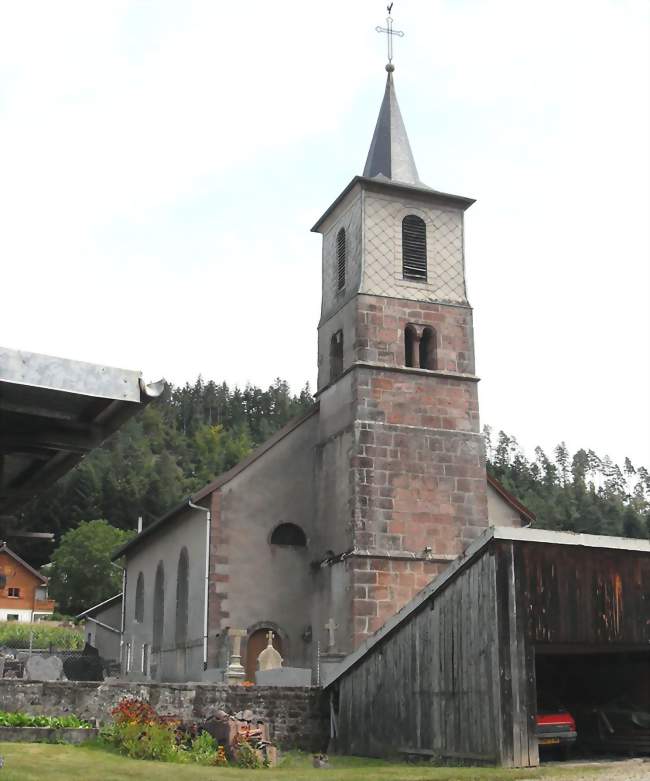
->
[0, 622, 84, 650]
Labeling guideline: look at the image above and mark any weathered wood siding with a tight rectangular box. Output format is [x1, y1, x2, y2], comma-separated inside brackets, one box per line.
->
[513, 542, 650, 646]
[336, 548, 503, 762]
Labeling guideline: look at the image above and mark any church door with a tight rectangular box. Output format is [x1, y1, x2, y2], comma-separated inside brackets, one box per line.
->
[245, 629, 283, 682]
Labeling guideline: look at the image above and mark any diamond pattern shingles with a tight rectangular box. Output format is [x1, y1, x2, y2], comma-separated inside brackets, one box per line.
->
[361, 192, 467, 304]
[321, 196, 363, 322]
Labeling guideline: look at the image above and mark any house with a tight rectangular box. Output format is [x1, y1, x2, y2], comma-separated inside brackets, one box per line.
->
[112, 64, 536, 684]
[77, 593, 122, 665]
[0, 542, 55, 622]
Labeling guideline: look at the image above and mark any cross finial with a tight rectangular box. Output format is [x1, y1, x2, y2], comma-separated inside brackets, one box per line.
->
[375, 3, 404, 71]
[266, 630, 274, 646]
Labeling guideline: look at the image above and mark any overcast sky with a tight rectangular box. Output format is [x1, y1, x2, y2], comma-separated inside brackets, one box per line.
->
[1, 1, 648, 467]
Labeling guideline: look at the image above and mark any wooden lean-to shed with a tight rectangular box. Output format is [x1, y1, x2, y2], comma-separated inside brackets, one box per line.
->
[324, 527, 650, 767]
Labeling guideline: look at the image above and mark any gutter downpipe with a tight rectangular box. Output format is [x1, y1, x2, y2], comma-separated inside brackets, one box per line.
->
[119, 567, 127, 672]
[188, 499, 211, 671]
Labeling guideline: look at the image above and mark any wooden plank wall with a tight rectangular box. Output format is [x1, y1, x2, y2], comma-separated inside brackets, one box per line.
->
[495, 541, 538, 768]
[515, 543, 650, 646]
[336, 548, 505, 763]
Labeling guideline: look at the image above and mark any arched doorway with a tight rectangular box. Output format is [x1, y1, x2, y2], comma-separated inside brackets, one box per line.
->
[245, 628, 283, 682]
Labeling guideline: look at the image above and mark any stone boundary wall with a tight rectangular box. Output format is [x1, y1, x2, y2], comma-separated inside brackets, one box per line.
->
[0, 680, 328, 751]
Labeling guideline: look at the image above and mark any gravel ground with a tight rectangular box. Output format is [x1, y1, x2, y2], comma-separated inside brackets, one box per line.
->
[539, 758, 650, 780]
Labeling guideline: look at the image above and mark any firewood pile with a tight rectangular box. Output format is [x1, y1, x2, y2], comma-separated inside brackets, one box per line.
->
[204, 708, 277, 767]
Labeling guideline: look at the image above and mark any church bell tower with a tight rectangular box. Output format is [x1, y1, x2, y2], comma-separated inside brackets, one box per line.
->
[311, 55, 489, 654]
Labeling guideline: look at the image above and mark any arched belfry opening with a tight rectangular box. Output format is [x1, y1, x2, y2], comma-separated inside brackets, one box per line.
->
[336, 227, 346, 291]
[330, 330, 343, 382]
[402, 214, 427, 280]
[405, 325, 417, 368]
[419, 327, 436, 370]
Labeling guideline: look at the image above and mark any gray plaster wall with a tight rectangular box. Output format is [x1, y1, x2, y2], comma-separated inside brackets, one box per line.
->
[487, 483, 524, 527]
[217, 412, 319, 673]
[123, 507, 208, 682]
[85, 600, 121, 662]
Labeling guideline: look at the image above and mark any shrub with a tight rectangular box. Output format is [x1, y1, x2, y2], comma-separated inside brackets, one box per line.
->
[234, 739, 263, 769]
[105, 698, 222, 766]
[115, 720, 180, 762]
[0, 711, 92, 728]
[0, 622, 83, 650]
[186, 730, 218, 764]
[111, 698, 158, 725]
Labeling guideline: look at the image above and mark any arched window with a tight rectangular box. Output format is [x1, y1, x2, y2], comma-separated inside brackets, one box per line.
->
[270, 523, 307, 547]
[152, 561, 165, 653]
[402, 215, 427, 280]
[404, 325, 417, 368]
[134, 572, 145, 623]
[419, 327, 436, 370]
[330, 330, 343, 382]
[336, 228, 346, 291]
[175, 548, 189, 646]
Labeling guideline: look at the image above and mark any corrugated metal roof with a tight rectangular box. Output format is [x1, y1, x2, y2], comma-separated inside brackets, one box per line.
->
[0, 346, 165, 516]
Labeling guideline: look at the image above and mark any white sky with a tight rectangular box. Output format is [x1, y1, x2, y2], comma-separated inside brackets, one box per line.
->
[1, 1, 648, 467]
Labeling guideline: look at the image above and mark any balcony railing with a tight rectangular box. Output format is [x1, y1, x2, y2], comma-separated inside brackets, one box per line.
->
[33, 599, 56, 613]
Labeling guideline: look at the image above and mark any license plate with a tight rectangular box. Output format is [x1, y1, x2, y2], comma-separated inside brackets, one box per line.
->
[539, 738, 560, 746]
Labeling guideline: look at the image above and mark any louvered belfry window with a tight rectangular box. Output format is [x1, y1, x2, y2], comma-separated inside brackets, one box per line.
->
[336, 227, 346, 291]
[402, 215, 427, 280]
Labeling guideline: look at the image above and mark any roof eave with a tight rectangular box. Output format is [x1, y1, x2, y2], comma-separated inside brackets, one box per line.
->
[311, 176, 475, 233]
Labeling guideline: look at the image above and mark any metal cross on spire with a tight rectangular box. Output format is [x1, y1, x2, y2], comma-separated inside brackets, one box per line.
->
[375, 3, 404, 69]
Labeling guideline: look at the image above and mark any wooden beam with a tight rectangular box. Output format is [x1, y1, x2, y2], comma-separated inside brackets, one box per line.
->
[0, 424, 104, 455]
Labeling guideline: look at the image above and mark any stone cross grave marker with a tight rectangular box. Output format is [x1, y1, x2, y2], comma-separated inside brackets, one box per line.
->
[324, 618, 339, 651]
[257, 631, 283, 672]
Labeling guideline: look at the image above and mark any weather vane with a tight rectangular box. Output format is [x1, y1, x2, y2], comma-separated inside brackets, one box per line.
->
[375, 3, 404, 70]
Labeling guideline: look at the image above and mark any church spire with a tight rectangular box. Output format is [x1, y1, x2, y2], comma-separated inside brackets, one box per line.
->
[362, 66, 420, 186]
[364, 7, 421, 186]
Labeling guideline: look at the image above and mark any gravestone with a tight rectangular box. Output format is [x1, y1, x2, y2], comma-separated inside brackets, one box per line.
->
[257, 631, 283, 671]
[25, 654, 64, 681]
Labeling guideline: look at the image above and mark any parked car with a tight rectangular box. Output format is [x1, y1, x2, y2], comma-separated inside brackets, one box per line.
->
[535, 707, 577, 757]
[575, 699, 650, 755]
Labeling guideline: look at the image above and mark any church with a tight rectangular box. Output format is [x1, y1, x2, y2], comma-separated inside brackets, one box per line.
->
[112, 62, 534, 684]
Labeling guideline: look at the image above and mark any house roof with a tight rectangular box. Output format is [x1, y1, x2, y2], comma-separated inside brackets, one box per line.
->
[111, 402, 321, 560]
[76, 592, 122, 619]
[324, 526, 650, 688]
[0, 542, 48, 584]
[0, 345, 165, 517]
[487, 472, 536, 525]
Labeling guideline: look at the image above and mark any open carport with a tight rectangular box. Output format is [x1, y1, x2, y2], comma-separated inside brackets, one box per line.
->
[325, 527, 650, 767]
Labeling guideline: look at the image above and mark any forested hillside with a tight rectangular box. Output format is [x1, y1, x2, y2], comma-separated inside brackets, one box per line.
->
[14, 377, 649, 567]
[485, 427, 649, 539]
[17, 378, 313, 565]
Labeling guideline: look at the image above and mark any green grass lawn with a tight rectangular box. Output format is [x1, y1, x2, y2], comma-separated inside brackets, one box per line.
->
[0, 742, 606, 781]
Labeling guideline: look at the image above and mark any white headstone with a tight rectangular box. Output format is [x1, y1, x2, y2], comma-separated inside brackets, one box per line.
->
[257, 631, 283, 672]
[25, 654, 64, 681]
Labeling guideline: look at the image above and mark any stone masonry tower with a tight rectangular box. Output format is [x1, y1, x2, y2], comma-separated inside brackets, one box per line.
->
[312, 66, 489, 655]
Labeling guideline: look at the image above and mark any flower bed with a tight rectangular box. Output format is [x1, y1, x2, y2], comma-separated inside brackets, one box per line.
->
[102, 697, 275, 768]
[0, 710, 96, 744]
